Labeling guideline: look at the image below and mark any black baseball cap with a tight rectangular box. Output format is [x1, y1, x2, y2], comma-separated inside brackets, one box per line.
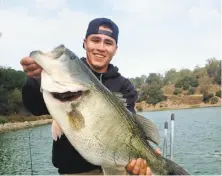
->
[83, 17, 119, 48]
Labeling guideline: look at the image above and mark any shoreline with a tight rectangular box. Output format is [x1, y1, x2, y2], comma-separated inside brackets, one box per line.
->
[0, 104, 220, 133]
[0, 119, 52, 133]
[138, 104, 221, 112]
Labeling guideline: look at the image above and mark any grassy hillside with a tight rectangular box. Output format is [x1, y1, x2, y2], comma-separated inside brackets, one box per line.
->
[136, 83, 221, 111]
[131, 58, 221, 111]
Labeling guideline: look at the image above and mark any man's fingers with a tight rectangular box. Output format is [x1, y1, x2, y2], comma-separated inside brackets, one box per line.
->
[27, 68, 42, 77]
[132, 158, 142, 175]
[20, 57, 35, 66]
[20, 56, 42, 79]
[23, 63, 40, 72]
[126, 159, 152, 175]
[146, 167, 152, 176]
[139, 160, 147, 175]
[126, 159, 137, 173]
[155, 148, 162, 156]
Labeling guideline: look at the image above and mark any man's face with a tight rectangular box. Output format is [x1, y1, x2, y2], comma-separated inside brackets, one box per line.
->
[84, 26, 118, 73]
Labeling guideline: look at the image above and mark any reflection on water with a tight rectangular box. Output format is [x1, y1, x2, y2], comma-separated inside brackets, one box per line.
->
[140, 107, 221, 175]
[0, 125, 57, 175]
[0, 107, 221, 175]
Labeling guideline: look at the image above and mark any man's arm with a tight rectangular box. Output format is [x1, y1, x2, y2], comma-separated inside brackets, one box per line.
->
[22, 77, 49, 115]
[120, 78, 138, 113]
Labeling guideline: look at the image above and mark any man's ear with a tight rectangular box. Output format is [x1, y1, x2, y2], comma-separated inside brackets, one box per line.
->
[83, 39, 87, 50]
[113, 45, 118, 56]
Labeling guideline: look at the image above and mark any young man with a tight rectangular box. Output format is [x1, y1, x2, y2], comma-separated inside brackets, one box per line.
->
[20, 17, 155, 175]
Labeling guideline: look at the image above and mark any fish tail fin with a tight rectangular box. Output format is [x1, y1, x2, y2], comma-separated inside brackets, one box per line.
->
[163, 158, 190, 175]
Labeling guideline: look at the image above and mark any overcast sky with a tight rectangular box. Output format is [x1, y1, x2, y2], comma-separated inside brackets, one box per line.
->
[0, 0, 221, 78]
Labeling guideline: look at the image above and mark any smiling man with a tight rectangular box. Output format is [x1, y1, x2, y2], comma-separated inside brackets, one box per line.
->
[20, 17, 156, 175]
[83, 21, 117, 73]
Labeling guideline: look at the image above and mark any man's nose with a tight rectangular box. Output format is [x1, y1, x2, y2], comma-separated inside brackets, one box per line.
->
[97, 42, 105, 51]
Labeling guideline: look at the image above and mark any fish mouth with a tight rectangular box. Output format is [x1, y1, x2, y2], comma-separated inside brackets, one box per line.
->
[52, 91, 83, 102]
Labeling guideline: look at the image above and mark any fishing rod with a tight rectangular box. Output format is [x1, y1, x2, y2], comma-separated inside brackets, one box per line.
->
[170, 114, 175, 160]
[28, 128, 33, 175]
[162, 113, 175, 160]
[163, 121, 168, 158]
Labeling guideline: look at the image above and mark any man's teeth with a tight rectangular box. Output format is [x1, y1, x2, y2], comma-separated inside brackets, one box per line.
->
[95, 54, 104, 58]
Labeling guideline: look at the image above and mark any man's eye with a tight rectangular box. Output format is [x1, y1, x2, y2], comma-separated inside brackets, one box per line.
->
[105, 42, 113, 45]
[92, 39, 100, 43]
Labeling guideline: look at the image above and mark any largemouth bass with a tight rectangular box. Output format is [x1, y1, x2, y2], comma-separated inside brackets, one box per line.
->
[30, 44, 189, 175]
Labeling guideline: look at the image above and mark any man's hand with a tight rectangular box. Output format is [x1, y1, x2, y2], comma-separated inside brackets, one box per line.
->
[126, 148, 161, 175]
[126, 158, 151, 175]
[20, 56, 42, 79]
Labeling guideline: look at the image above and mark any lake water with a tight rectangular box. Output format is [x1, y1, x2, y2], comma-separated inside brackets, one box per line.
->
[0, 107, 221, 175]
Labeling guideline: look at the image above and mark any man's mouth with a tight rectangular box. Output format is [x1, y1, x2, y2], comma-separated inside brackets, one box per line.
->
[94, 53, 105, 58]
[52, 91, 83, 102]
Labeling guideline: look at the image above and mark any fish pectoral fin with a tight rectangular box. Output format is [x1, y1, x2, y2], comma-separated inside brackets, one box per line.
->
[135, 114, 160, 145]
[102, 166, 128, 175]
[51, 120, 63, 141]
[68, 108, 85, 131]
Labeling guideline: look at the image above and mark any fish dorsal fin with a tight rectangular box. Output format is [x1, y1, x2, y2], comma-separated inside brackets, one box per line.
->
[112, 92, 127, 106]
[112, 92, 160, 144]
[134, 114, 160, 145]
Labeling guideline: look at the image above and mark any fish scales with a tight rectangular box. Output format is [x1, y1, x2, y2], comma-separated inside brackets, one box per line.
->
[30, 45, 190, 175]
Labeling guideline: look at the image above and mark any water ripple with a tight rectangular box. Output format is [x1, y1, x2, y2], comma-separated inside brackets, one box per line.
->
[0, 107, 221, 175]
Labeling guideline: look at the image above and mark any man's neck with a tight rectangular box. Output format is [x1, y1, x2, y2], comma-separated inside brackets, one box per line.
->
[86, 58, 108, 73]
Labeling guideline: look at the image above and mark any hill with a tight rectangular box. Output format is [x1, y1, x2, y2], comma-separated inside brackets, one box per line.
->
[129, 58, 221, 112]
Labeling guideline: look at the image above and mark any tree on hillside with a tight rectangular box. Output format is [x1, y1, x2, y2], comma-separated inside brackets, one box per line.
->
[175, 76, 199, 90]
[173, 88, 182, 95]
[202, 92, 214, 103]
[205, 58, 220, 78]
[145, 83, 167, 107]
[146, 73, 164, 87]
[8, 88, 22, 105]
[188, 87, 196, 95]
[193, 65, 208, 79]
[163, 68, 178, 85]
[214, 62, 221, 85]
[0, 66, 26, 90]
[130, 75, 148, 89]
[178, 69, 192, 79]
[0, 85, 9, 115]
[215, 90, 221, 97]
[130, 77, 142, 89]
[205, 58, 221, 84]
[140, 74, 147, 84]
[137, 83, 149, 102]
[0, 66, 27, 115]
[137, 91, 148, 102]
[130, 58, 221, 106]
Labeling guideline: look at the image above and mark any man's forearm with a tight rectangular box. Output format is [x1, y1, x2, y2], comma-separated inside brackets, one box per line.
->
[22, 77, 49, 116]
